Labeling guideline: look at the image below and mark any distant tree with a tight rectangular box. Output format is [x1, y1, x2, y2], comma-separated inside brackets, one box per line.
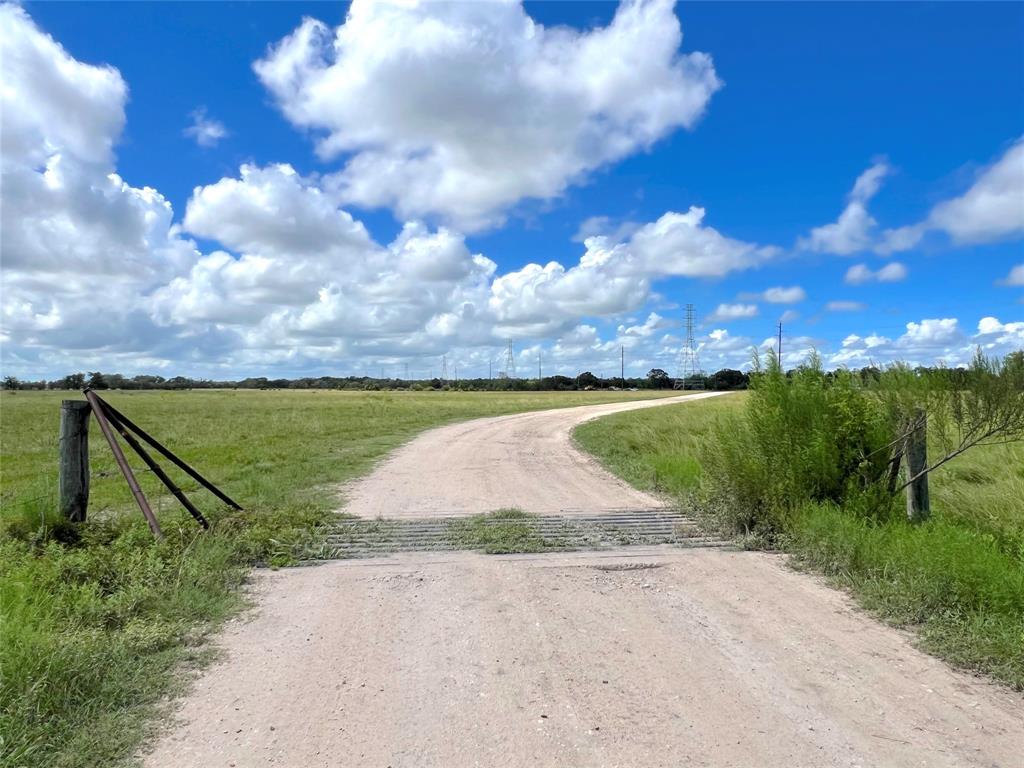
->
[2, 376, 21, 390]
[86, 371, 108, 390]
[709, 369, 748, 390]
[130, 375, 165, 389]
[577, 371, 599, 389]
[547, 375, 576, 390]
[58, 373, 86, 390]
[646, 368, 671, 389]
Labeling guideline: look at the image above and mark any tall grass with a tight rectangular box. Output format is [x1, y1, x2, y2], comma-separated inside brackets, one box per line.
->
[573, 394, 735, 498]
[788, 504, 1024, 687]
[1, 510, 247, 767]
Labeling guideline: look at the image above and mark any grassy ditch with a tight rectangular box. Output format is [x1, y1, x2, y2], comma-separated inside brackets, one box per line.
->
[0, 388, 675, 768]
[575, 372, 1024, 690]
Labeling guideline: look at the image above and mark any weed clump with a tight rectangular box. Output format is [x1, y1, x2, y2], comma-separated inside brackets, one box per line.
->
[448, 509, 552, 554]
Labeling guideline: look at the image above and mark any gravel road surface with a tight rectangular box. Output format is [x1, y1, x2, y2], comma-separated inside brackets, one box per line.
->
[342, 391, 727, 518]
[144, 549, 1022, 768]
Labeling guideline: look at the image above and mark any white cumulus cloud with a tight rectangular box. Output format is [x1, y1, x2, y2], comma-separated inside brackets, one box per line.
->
[799, 161, 889, 255]
[0, 4, 199, 367]
[254, 0, 721, 230]
[806, 139, 1024, 257]
[878, 139, 1024, 253]
[0, 2, 772, 379]
[926, 139, 1024, 245]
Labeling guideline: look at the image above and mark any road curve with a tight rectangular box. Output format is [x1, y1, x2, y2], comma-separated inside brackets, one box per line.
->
[341, 391, 729, 518]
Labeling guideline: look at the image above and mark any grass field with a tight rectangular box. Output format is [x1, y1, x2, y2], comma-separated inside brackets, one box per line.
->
[0, 388, 675, 768]
[575, 393, 1024, 689]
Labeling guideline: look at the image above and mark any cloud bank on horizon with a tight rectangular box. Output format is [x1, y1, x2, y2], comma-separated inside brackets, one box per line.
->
[1, 0, 1022, 379]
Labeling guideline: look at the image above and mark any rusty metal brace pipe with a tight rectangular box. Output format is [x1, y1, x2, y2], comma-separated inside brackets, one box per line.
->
[100, 401, 210, 530]
[95, 396, 243, 511]
[84, 389, 163, 539]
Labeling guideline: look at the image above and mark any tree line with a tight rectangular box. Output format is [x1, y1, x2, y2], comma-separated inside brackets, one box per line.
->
[5, 361, 1008, 394]
[0, 367, 753, 392]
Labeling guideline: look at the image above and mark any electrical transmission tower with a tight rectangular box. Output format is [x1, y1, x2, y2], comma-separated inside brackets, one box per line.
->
[675, 303, 704, 390]
[441, 354, 449, 382]
[500, 339, 516, 379]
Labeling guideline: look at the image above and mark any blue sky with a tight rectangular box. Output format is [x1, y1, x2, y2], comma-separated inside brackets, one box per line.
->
[2, 1, 1022, 379]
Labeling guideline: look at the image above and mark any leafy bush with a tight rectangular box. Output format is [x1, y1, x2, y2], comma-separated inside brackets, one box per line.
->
[701, 352, 892, 536]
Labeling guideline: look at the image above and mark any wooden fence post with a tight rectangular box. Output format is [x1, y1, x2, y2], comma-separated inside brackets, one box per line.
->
[905, 408, 930, 523]
[59, 400, 91, 522]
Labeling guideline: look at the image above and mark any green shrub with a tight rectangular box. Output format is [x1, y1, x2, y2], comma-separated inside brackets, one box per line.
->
[701, 352, 892, 535]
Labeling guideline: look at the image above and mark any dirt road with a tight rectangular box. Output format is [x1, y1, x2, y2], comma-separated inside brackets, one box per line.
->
[145, 549, 1022, 768]
[144, 394, 1023, 767]
[342, 391, 727, 518]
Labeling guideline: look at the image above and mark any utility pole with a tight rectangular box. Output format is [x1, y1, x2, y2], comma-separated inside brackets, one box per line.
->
[404, 362, 409, 380]
[489, 359, 492, 380]
[621, 345, 625, 388]
[538, 351, 542, 380]
[777, 322, 783, 367]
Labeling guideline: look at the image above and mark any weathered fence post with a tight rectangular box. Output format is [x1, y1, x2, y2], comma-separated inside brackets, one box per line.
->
[905, 408, 930, 522]
[59, 400, 91, 522]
